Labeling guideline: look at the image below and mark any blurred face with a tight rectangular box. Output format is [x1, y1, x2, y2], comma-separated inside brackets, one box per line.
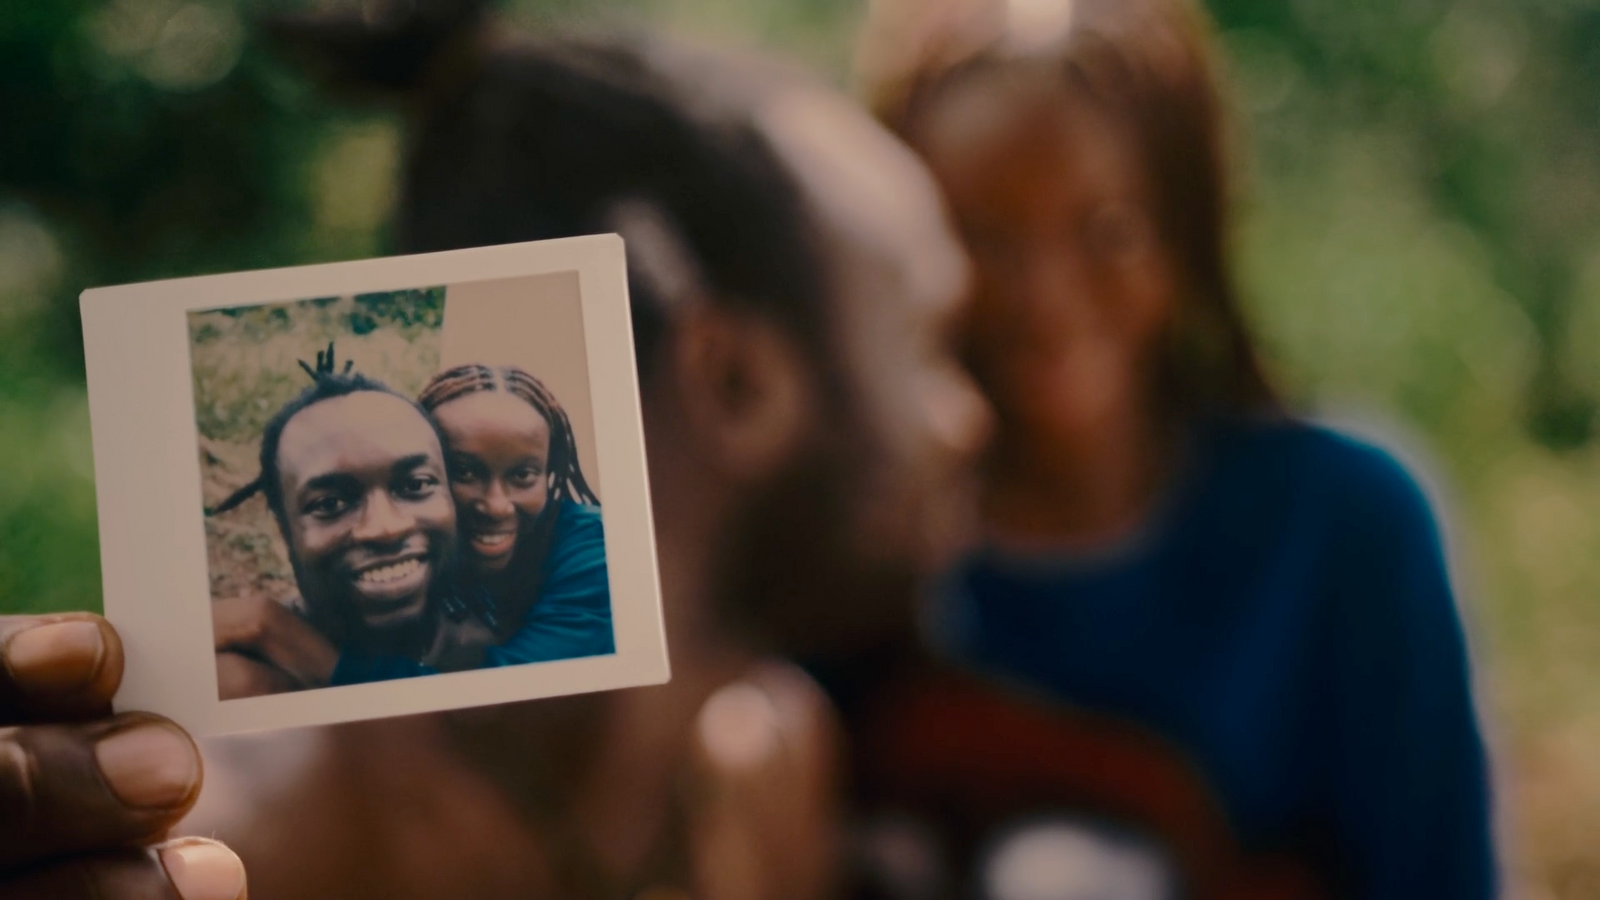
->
[276, 392, 456, 632]
[430, 391, 555, 577]
[911, 69, 1176, 447]
[759, 88, 994, 574]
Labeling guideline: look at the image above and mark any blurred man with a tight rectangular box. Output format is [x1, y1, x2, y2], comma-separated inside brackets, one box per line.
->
[0, 14, 988, 900]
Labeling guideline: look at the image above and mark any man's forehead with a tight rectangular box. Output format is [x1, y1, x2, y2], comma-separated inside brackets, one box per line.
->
[277, 392, 441, 481]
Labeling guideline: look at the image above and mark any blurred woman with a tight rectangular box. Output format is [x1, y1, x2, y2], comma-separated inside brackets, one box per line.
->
[857, 0, 1495, 896]
[425, 364, 611, 661]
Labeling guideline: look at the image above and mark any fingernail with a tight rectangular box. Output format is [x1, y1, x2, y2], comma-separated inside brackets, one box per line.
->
[95, 723, 200, 809]
[4, 620, 105, 695]
[159, 839, 246, 900]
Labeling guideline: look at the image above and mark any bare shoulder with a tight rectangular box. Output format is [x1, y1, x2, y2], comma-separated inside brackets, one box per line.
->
[687, 660, 843, 900]
[692, 660, 839, 774]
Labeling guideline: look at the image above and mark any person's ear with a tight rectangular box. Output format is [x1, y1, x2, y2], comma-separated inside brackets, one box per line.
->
[670, 306, 816, 481]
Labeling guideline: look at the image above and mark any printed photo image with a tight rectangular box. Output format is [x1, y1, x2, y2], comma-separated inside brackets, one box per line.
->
[190, 275, 613, 700]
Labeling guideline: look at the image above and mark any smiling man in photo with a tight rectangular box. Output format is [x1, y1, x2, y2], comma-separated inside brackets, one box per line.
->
[276, 391, 455, 645]
[206, 350, 467, 698]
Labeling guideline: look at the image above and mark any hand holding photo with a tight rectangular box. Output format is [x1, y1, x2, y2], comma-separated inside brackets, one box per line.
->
[82, 236, 668, 735]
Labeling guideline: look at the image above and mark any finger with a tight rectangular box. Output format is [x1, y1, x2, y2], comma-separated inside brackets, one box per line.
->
[0, 838, 246, 900]
[0, 713, 202, 870]
[0, 614, 123, 723]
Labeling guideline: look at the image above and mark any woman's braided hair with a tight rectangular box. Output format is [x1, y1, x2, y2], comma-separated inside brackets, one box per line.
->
[207, 344, 438, 525]
[417, 364, 599, 508]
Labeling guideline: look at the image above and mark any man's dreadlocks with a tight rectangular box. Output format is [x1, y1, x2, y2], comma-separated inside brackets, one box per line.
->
[417, 364, 600, 508]
[207, 344, 442, 527]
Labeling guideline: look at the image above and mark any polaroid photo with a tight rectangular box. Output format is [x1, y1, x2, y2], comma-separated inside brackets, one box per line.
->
[81, 235, 668, 736]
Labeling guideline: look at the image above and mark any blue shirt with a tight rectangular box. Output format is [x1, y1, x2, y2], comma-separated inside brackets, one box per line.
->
[333, 498, 614, 683]
[932, 419, 1495, 898]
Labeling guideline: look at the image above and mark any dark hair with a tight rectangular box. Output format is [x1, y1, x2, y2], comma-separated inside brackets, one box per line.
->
[418, 363, 599, 507]
[265, 7, 837, 378]
[859, 0, 1278, 423]
[207, 344, 442, 530]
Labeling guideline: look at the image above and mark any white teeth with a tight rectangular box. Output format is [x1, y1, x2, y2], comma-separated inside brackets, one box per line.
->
[358, 558, 423, 585]
[473, 533, 514, 550]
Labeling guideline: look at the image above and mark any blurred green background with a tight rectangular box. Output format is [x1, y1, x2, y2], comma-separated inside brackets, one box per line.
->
[2, 0, 1597, 895]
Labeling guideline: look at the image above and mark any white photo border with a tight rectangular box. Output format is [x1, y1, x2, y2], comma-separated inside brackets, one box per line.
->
[82, 235, 669, 736]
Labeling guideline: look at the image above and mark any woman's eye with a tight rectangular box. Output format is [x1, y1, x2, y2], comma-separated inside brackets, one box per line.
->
[509, 467, 544, 489]
[449, 464, 477, 483]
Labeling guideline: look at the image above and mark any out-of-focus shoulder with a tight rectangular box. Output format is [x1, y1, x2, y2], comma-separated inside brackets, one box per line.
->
[1221, 419, 1459, 632]
[1228, 417, 1438, 525]
[1302, 422, 1439, 531]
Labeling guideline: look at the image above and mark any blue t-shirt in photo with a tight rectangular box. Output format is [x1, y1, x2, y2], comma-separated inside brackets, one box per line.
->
[480, 498, 614, 666]
[930, 419, 1495, 899]
[332, 498, 614, 684]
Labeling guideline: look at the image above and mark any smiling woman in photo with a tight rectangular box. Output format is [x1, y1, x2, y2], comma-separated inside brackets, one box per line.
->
[421, 363, 613, 666]
[332, 363, 616, 685]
